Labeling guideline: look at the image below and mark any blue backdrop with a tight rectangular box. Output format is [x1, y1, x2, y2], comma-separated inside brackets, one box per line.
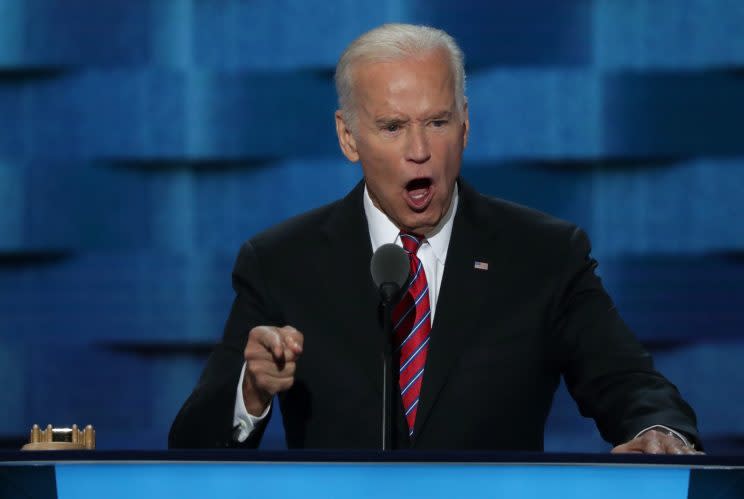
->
[1, 0, 742, 453]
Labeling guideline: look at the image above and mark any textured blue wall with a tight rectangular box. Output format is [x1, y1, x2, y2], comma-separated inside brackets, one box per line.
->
[0, 0, 742, 453]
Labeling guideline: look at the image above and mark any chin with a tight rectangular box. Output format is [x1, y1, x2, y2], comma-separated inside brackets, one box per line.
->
[402, 214, 437, 234]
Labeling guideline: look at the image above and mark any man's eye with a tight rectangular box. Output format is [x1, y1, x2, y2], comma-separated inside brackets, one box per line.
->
[384, 123, 400, 132]
[431, 119, 448, 127]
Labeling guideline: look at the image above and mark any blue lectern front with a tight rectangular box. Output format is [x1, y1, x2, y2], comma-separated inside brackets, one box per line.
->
[1, 451, 742, 499]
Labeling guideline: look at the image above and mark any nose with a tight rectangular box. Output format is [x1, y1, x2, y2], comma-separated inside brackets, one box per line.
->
[405, 125, 431, 164]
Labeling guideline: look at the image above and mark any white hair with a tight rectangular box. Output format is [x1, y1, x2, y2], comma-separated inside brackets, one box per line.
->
[334, 23, 467, 131]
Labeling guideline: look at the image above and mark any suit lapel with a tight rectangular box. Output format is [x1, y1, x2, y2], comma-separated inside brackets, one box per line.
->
[321, 181, 386, 395]
[413, 181, 502, 441]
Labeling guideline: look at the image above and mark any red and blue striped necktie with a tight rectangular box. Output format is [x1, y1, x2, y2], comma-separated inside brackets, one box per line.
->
[391, 232, 431, 437]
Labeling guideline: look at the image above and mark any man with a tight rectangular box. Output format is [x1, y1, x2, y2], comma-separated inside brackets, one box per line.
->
[169, 24, 700, 453]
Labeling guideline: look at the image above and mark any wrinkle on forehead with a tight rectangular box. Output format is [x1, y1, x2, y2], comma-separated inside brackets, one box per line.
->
[352, 49, 457, 123]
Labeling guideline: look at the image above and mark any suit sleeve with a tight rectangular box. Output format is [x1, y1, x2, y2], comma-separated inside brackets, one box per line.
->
[551, 227, 701, 448]
[169, 241, 282, 449]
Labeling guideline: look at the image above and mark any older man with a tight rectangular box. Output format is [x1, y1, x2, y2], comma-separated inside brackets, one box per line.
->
[170, 24, 700, 453]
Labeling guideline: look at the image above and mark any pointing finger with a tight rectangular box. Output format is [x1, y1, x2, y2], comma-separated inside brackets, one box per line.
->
[252, 326, 284, 360]
[279, 326, 304, 358]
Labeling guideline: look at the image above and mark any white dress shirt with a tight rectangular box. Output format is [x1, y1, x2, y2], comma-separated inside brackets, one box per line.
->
[231, 184, 459, 441]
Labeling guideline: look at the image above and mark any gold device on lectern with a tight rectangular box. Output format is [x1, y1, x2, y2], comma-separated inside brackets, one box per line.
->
[21, 424, 96, 450]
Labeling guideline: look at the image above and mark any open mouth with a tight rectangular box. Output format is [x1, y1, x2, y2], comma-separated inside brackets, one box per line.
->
[404, 177, 433, 210]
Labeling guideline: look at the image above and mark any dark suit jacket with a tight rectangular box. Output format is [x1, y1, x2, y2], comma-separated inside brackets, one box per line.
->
[169, 179, 699, 450]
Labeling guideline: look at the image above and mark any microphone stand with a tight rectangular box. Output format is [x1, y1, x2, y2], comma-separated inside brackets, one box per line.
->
[370, 244, 409, 452]
[380, 284, 398, 451]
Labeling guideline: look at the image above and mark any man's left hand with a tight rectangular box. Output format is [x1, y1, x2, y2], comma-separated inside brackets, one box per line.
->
[612, 429, 701, 454]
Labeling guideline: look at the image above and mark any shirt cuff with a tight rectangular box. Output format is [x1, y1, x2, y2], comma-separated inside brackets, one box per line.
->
[232, 361, 271, 442]
[634, 425, 694, 449]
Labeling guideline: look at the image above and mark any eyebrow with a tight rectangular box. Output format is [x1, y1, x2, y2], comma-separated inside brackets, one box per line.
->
[375, 116, 408, 126]
[374, 111, 453, 126]
[428, 111, 453, 120]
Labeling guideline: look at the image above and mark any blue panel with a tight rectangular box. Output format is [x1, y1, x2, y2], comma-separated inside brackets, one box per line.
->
[191, 160, 361, 247]
[148, 1, 193, 67]
[17, 0, 151, 66]
[258, 396, 288, 450]
[590, 159, 744, 255]
[599, 255, 744, 345]
[411, 0, 593, 67]
[461, 163, 595, 233]
[465, 158, 744, 257]
[466, 70, 601, 159]
[10, 69, 184, 159]
[27, 73, 100, 157]
[147, 358, 209, 449]
[0, 161, 25, 248]
[0, 77, 27, 156]
[187, 71, 337, 158]
[19, 69, 338, 159]
[192, 0, 406, 70]
[0, 251, 233, 343]
[0, 342, 27, 432]
[653, 343, 744, 441]
[0, 1, 24, 65]
[20, 344, 151, 443]
[544, 381, 605, 452]
[11, 160, 145, 249]
[603, 72, 744, 157]
[146, 171, 197, 250]
[595, 0, 744, 69]
[142, 71, 189, 153]
[28, 71, 148, 157]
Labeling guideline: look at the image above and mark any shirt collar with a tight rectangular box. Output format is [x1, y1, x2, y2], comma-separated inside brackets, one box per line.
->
[363, 183, 458, 265]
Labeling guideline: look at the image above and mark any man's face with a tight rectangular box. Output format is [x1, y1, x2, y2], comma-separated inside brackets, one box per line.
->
[335, 49, 469, 235]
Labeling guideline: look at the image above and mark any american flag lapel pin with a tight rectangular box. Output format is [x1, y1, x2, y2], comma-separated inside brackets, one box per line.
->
[473, 260, 489, 271]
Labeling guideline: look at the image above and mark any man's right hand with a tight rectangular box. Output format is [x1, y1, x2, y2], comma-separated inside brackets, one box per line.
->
[242, 325, 304, 416]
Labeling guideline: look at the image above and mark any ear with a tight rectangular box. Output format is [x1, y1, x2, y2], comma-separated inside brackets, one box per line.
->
[335, 110, 360, 162]
[461, 101, 470, 150]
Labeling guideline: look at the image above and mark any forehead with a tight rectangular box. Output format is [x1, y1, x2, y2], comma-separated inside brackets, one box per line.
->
[351, 50, 456, 115]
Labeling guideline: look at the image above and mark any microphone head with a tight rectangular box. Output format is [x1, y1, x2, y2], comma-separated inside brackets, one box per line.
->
[370, 243, 410, 303]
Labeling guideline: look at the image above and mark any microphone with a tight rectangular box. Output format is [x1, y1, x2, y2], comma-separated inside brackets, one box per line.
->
[370, 243, 410, 304]
[370, 243, 410, 451]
